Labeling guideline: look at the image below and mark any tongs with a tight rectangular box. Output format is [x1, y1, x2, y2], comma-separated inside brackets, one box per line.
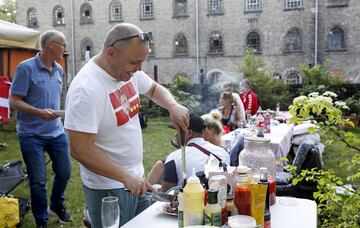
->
[180, 130, 187, 184]
[125, 189, 177, 203]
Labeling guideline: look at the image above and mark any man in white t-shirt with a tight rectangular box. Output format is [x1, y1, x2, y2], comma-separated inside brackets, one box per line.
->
[160, 114, 230, 192]
[64, 23, 189, 227]
[223, 82, 246, 123]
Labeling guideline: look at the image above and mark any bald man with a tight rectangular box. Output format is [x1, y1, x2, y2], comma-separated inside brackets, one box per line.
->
[64, 23, 189, 227]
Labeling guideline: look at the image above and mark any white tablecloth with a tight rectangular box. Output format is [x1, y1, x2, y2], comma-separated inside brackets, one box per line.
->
[122, 196, 317, 228]
[222, 124, 293, 168]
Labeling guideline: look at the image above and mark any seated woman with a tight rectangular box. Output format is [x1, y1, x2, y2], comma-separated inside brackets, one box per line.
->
[218, 91, 241, 132]
[201, 109, 225, 148]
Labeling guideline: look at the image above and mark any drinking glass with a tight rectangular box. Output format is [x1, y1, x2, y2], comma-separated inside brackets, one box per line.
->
[276, 103, 280, 115]
[101, 196, 120, 228]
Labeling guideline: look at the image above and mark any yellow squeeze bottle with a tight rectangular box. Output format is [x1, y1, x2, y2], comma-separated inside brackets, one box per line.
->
[183, 168, 205, 226]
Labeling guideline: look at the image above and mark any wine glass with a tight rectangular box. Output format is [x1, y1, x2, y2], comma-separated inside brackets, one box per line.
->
[101, 196, 120, 228]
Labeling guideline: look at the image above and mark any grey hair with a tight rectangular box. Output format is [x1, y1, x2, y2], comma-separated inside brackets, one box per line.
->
[102, 23, 143, 51]
[241, 79, 251, 89]
[40, 30, 65, 49]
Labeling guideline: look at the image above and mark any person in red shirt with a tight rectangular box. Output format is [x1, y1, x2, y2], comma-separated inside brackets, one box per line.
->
[239, 79, 258, 116]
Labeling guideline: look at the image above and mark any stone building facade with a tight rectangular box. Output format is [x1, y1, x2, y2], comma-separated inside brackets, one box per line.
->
[16, 0, 360, 84]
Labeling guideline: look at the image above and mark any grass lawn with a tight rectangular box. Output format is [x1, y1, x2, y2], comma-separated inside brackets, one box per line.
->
[0, 117, 357, 227]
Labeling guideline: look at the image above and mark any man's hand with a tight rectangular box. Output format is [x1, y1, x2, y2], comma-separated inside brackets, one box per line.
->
[38, 108, 58, 120]
[169, 104, 190, 133]
[123, 174, 154, 196]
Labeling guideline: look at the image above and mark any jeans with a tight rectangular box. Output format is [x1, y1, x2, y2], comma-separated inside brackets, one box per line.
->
[19, 133, 72, 225]
[229, 135, 245, 166]
[83, 185, 151, 228]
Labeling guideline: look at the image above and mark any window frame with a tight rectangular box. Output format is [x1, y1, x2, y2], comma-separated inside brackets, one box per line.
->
[283, 27, 302, 52]
[208, 0, 224, 15]
[53, 5, 65, 26]
[81, 38, 94, 61]
[284, 0, 303, 10]
[109, 0, 123, 22]
[208, 31, 224, 55]
[246, 31, 261, 53]
[245, 0, 262, 13]
[173, 0, 188, 18]
[327, 26, 346, 51]
[327, 0, 349, 8]
[27, 7, 39, 28]
[174, 33, 188, 56]
[80, 2, 94, 24]
[140, 0, 155, 20]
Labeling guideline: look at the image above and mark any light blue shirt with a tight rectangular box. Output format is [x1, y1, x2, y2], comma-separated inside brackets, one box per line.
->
[10, 53, 64, 137]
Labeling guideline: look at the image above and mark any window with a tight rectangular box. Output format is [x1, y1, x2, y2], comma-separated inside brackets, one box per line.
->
[110, 0, 122, 22]
[246, 31, 261, 52]
[284, 28, 302, 51]
[53, 5, 65, 26]
[208, 0, 223, 15]
[174, 0, 187, 17]
[285, 0, 303, 9]
[245, 0, 262, 12]
[80, 3, 93, 24]
[174, 33, 188, 55]
[209, 32, 223, 54]
[81, 38, 93, 61]
[327, 0, 349, 7]
[284, 69, 303, 85]
[27, 8, 38, 27]
[140, 0, 154, 19]
[327, 27, 345, 49]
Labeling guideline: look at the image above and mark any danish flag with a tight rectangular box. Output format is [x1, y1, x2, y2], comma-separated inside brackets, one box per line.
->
[0, 76, 11, 124]
[109, 81, 140, 126]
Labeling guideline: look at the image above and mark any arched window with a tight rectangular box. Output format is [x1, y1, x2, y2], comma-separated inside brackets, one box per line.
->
[209, 31, 223, 54]
[174, 33, 188, 55]
[284, 68, 303, 85]
[53, 5, 65, 26]
[110, 0, 122, 22]
[140, 0, 154, 19]
[81, 38, 94, 61]
[208, 0, 223, 15]
[174, 0, 187, 17]
[284, 27, 302, 51]
[328, 27, 345, 49]
[27, 7, 38, 27]
[80, 3, 93, 24]
[246, 31, 261, 52]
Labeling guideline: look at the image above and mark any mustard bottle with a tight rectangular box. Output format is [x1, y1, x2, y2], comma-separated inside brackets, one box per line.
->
[183, 168, 205, 226]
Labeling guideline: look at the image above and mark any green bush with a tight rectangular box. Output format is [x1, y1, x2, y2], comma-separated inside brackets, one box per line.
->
[239, 49, 292, 110]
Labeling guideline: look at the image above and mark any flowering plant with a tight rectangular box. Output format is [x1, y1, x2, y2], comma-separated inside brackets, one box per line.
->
[289, 91, 351, 127]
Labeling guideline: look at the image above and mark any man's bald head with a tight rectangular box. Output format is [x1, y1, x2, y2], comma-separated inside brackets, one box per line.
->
[102, 23, 144, 50]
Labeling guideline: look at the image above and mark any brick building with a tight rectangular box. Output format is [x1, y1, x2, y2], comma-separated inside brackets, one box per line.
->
[16, 0, 360, 84]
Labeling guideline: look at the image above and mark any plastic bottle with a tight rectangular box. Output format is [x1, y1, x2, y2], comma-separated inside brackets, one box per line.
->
[208, 175, 227, 225]
[204, 189, 222, 227]
[256, 107, 264, 137]
[264, 111, 271, 133]
[259, 167, 271, 228]
[178, 187, 184, 227]
[183, 168, 205, 226]
[233, 166, 251, 216]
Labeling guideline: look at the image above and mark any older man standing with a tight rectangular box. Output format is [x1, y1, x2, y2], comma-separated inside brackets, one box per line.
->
[10, 30, 72, 228]
[64, 23, 189, 227]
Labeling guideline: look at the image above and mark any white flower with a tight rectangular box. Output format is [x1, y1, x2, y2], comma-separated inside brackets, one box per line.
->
[323, 91, 337, 98]
[293, 96, 307, 104]
[335, 101, 349, 109]
[308, 92, 319, 97]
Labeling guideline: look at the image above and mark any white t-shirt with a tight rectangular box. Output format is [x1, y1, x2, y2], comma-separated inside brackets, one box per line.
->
[64, 59, 154, 189]
[163, 137, 230, 187]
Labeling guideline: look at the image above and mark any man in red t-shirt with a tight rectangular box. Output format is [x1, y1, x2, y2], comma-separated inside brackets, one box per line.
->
[239, 79, 258, 116]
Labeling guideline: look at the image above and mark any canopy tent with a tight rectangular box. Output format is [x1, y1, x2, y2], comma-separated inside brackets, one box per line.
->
[0, 19, 40, 49]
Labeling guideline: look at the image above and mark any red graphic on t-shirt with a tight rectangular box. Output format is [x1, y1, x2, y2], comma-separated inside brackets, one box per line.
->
[109, 81, 140, 126]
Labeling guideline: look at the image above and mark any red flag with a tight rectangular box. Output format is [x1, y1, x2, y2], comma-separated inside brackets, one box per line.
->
[0, 76, 11, 124]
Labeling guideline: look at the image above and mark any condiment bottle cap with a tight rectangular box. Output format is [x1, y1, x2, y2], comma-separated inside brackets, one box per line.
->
[236, 166, 248, 174]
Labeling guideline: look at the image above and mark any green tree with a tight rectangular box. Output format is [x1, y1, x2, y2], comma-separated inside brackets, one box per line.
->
[0, 0, 16, 22]
[239, 49, 291, 110]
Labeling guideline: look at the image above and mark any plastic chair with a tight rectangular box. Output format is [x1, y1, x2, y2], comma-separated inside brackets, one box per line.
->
[0, 160, 28, 195]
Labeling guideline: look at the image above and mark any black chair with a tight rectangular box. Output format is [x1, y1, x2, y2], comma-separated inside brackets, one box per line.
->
[276, 143, 323, 200]
[0, 160, 27, 195]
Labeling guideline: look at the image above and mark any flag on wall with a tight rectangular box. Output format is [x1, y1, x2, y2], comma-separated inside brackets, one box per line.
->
[0, 76, 11, 124]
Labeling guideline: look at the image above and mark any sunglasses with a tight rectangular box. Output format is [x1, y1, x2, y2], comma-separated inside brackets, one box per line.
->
[110, 32, 153, 47]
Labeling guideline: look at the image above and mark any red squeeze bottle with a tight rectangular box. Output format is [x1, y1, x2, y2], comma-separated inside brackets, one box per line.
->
[233, 166, 251, 216]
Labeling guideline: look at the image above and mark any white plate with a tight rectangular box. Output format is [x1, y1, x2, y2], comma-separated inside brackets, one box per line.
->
[155, 202, 178, 216]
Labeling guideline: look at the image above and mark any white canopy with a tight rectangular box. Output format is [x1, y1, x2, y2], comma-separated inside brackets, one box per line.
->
[0, 19, 40, 49]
